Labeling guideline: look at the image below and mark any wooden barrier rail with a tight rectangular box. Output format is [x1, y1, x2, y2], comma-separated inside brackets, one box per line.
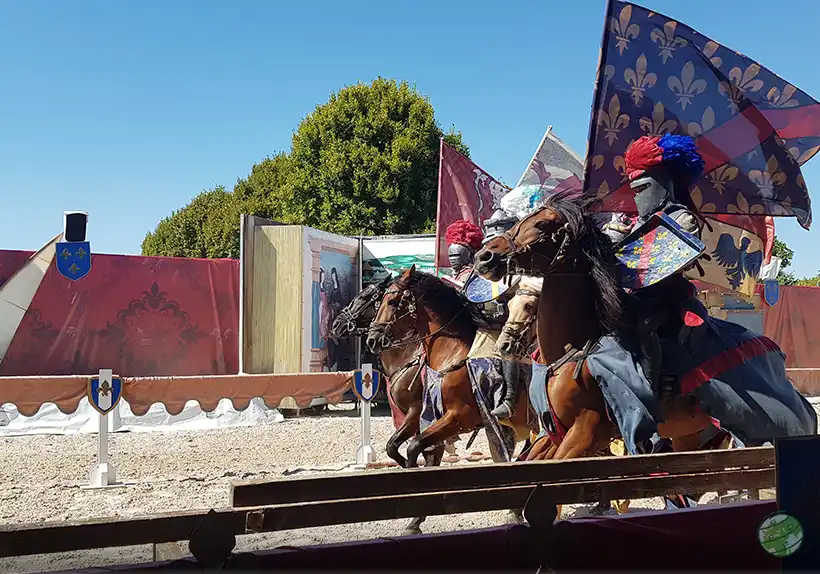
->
[0, 447, 775, 559]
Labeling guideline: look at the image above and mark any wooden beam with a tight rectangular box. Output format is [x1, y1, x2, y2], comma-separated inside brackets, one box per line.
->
[231, 446, 773, 508]
[245, 468, 774, 533]
[0, 508, 246, 558]
[0, 467, 773, 558]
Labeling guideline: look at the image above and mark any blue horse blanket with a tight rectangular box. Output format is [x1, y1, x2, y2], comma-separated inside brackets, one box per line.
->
[421, 359, 527, 461]
[581, 317, 817, 454]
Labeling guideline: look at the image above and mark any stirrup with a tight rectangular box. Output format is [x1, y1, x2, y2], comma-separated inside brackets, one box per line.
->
[491, 402, 515, 420]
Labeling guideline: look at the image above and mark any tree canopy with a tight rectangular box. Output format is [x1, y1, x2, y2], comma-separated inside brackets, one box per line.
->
[142, 78, 469, 258]
[772, 235, 818, 286]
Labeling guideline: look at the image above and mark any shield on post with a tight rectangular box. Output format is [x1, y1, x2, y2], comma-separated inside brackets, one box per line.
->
[352, 368, 381, 402]
[763, 279, 780, 307]
[55, 241, 92, 281]
[464, 273, 520, 303]
[87, 373, 123, 415]
[615, 213, 705, 290]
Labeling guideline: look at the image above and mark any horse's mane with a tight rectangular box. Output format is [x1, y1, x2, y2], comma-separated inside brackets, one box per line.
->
[539, 191, 627, 331]
[399, 271, 488, 336]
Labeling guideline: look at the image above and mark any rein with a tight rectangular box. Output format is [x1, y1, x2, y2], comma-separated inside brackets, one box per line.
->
[370, 285, 470, 350]
[498, 207, 575, 278]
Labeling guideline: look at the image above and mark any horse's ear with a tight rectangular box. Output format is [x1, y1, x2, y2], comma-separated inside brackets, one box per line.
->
[409, 264, 416, 275]
[379, 274, 393, 287]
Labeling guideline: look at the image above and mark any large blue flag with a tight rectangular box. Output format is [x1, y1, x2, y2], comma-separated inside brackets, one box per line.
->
[585, 0, 819, 229]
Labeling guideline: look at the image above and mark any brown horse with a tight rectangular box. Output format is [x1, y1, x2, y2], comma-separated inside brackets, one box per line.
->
[330, 276, 435, 469]
[474, 192, 723, 468]
[367, 266, 535, 530]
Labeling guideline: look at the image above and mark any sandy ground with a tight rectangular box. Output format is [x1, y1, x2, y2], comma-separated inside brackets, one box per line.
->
[1, 400, 803, 574]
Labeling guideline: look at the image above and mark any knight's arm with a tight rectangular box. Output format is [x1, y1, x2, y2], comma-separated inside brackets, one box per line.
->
[671, 210, 702, 238]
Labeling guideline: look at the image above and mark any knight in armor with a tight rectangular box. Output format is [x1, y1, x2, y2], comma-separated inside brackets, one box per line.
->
[482, 209, 525, 422]
[445, 220, 484, 287]
[621, 133, 709, 397]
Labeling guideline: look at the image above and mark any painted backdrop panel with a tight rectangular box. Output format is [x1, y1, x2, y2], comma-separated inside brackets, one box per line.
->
[303, 228, 359, 373]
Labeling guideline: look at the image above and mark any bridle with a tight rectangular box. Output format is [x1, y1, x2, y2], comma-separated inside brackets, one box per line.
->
[369, 282, 466, 350]
[334, 285, 384, 337]
[495, 207, 575, 278]
[500, 287, 540, 356]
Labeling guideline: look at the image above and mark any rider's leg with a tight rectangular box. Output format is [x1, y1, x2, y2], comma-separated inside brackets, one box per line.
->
[491, 359, 521, 421]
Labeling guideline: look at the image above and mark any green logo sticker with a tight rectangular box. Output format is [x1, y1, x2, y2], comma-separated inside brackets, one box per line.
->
[758, 511, 804, 557]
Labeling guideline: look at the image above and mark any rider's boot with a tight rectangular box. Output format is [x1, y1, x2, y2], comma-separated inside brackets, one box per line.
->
[491, 359, 521, 421]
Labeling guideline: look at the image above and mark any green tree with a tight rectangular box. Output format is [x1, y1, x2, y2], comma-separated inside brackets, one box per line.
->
[142, 78, 469, 257]
[770, 236, 820, 286]
[772, 236, 796, 285]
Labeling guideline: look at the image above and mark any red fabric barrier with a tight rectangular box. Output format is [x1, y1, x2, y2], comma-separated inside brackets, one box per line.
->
[764, 286, 820, 370]
[0, 250, 239, 377]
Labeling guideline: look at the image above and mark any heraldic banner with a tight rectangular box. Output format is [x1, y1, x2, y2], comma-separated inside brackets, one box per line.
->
[516, 126, 585, 196]
[585, 0, 819, 229]
[686, 213, 775, 297]
[434, 140, 509, 267]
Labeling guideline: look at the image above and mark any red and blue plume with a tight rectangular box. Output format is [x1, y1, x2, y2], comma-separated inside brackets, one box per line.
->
[625, 134, 705, 185]
[445, 220, 484, 249]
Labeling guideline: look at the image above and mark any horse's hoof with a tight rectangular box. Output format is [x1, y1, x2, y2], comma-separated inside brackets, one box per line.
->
[404, 527, 422, 536]
[507, 509, 525, 524]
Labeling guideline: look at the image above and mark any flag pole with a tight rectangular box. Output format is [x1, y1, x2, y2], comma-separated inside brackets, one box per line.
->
[582, 0, 615, 192]
[435, 137, 445, 272]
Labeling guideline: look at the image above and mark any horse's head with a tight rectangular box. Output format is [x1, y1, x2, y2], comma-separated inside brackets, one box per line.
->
[475, 205, 571, 280]
[367, 266, 419, 354]
[496, 276, 542, 358]
[330, 274, 392, 340]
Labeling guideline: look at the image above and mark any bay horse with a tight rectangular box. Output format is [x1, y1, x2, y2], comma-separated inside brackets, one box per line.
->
[330, 275, 436, 469]
[473, 191, 815, 494]
[495, 274, 632, 515]
[367, 266, 535, 531]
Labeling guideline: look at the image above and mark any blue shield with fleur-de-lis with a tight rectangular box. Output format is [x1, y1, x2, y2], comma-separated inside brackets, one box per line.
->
[55, 241, 92, 281]
[87, 373, 123, 415]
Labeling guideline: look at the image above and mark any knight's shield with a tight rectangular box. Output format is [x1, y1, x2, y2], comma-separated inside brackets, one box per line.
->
[763, 279, 780, 307]
[353, 369, 381, 402]
[87, 374, 123, 415]
[615, 213, 705, 290]
[55, 241, 92, 281]
[464, 273, 519, 303]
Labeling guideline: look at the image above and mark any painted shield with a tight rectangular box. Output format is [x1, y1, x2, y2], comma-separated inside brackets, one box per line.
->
[464, 273, 519, 303]
[55, 241, 92, 281]
[763, 279, 780, 307]
[87, 374, 123, 415]
[615, 213, 705, 290]
[353, 368, 381, 402]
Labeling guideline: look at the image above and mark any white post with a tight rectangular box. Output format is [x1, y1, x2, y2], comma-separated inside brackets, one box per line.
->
[355, 363, 375, 465]
[84, 369, 125, 490]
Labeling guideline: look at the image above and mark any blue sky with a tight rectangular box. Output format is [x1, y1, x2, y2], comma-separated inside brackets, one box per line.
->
[2, 0, 819, 276]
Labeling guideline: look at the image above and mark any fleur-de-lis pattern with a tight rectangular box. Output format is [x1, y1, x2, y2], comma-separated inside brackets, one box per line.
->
[610, 4, 640, 55]
[651, 21, 687, 64]
[586, 0, 815, 229]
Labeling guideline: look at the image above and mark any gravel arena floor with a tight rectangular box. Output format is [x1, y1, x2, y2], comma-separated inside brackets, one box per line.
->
[2, 400, 816, 573]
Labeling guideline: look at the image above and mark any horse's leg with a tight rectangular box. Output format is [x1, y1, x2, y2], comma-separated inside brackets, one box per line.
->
[385, 401, 421, 469]
[403, 412, 464, 534]
[486, 425, 523, 523]
[403, 443, 445, 534]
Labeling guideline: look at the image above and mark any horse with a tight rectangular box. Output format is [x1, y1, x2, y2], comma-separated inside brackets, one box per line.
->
[367, 266, 536, 531]
[473, 190, 816, 502]
[329, 275, 432, 469]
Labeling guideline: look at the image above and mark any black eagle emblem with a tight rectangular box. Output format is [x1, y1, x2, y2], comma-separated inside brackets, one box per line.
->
[711, 233, 764, 290]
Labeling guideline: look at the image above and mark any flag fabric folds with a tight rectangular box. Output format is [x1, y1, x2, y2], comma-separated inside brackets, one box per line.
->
[516, 126, 585, 194]
[686, 214, 775, 296]
[435, 140, 509, 267]
[585, 0, 818, 229]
